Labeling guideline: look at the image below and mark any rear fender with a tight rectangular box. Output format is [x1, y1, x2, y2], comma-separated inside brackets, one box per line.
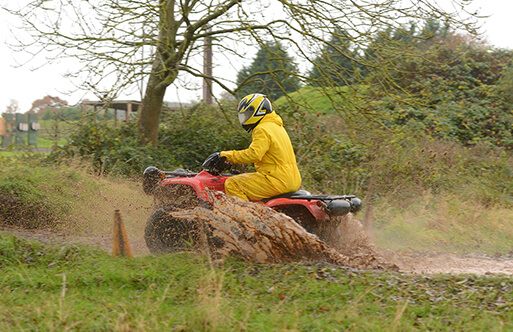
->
[265, 198, 330, 221]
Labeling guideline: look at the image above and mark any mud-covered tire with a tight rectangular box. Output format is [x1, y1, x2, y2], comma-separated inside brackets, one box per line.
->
[144, 205, 200, 255]
[272, 205, 343, 243]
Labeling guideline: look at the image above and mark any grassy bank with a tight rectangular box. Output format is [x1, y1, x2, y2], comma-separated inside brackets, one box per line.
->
[0, 161, 152, 255]
[0, 233, 512, 331]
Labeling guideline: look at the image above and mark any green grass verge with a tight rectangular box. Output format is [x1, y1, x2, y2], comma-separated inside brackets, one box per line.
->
[0, 233, 512, 331]
[274, 86, 353, 114]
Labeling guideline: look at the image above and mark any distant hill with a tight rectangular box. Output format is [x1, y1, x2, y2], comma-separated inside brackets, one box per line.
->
[274, 86, 352, 114]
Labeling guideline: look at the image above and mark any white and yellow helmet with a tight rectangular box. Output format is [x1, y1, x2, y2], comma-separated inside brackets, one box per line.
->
[237, 94, 273, 132]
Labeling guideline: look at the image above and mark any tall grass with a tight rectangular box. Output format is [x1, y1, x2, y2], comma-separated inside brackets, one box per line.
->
[373, 191, 513, 254]
[360, 136, 513, 254]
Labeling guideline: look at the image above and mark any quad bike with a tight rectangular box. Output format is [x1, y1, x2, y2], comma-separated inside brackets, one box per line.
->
[142, 157, 362, 254]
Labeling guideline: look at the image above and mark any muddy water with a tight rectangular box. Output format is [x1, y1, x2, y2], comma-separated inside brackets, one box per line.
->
[383, 251, 513, 275]
[161, 193, 397, 271]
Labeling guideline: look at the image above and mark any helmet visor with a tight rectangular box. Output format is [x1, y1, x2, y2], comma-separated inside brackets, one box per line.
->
[238, 106, 255, 125]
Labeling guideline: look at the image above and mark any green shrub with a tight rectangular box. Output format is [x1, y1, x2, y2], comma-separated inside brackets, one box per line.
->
[373, 97, 513, 149]
[48, 121, 177, 176]
[278, 110, 369, 194]
[44, 100, 513, 208]
[157, 103, 251, 170]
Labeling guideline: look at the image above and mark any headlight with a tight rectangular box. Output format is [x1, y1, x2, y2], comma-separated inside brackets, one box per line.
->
[143, 166, 163, 195]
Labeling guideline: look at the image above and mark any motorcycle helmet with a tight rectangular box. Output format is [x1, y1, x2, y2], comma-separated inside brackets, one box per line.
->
[237, 93, 273, 132]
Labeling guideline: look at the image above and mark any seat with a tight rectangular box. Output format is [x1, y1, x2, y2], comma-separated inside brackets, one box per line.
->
[261, 189, 311, 202]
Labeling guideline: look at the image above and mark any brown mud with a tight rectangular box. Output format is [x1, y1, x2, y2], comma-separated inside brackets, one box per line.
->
[2, 190, 513, 275]
[189, 194, 396, 271]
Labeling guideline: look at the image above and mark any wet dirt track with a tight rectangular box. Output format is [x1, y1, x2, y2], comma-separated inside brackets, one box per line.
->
[3, 225, 513, 275]
[384, 251, 513, 275]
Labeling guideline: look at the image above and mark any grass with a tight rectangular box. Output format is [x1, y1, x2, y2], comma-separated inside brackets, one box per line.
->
[274, 86, 354, 115]
[1, 117, 131, 153]
[374, 197, 513, 255]
[0, 233, 513, 331]
[0, 136, 67, 155]
[372, 192, 513, 255]
[0, 119, 112, 154]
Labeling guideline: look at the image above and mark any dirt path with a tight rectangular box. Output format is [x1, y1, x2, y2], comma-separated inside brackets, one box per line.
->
[383, 251, 513, 275]
[0, 225, 150, 257]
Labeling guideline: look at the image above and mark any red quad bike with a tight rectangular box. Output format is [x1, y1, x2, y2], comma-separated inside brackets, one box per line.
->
[142, 157, 362, 254]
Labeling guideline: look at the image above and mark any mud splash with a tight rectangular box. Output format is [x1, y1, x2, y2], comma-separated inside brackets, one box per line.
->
[6, 183, 513, 275]
[156, 193, 397, 271]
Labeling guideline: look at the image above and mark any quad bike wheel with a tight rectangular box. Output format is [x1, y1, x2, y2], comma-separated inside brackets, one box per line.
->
[154, 184, 203, 208]
[144, 205, 201, 254]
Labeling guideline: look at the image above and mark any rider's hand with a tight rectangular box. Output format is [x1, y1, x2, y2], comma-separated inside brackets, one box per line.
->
[204, 152, 221, 165]
[215, 153, 227, 168]
[202, 152, 227, 175]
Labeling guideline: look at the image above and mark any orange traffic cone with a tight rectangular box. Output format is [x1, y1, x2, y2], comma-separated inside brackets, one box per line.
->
[112, 209, 133, 258]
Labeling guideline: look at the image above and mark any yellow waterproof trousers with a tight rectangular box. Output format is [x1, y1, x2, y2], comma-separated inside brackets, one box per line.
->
[224, 172, 288, 201]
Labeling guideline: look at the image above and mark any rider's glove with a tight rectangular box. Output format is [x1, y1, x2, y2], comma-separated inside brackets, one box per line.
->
[202, 152, 227, 175]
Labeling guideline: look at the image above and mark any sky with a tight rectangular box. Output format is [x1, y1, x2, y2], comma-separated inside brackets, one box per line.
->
[1, 0, 512, 113]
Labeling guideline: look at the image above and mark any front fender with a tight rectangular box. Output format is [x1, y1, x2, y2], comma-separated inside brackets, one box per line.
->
[159, 172, 228, 202]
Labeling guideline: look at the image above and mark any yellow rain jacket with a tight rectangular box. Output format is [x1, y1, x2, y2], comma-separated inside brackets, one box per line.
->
[220, 111, 301, 201]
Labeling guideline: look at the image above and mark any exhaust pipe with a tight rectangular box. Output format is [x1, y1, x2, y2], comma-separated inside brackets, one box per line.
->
[325, 197, 363, 216]
[325, 200, 351, 216]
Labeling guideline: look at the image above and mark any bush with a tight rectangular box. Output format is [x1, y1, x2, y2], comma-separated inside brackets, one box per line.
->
[45, 100, 513, 208]
[157, 102, 251, 170]
[47, 103, 251, 176]
[48, 121, 177, 176]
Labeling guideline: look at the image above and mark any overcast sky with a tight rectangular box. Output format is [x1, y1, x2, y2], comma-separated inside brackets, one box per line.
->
[1, 0, 512, 112]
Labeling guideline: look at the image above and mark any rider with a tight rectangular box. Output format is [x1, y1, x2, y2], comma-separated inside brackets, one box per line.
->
[210, 93, 302, 201]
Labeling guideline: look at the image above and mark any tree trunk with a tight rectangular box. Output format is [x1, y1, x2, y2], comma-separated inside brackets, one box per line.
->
[139, 73, 167, 147]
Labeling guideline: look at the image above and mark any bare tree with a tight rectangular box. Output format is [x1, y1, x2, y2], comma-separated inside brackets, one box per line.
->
[4, 0, 482, 146]
[5, 100, 19, 114]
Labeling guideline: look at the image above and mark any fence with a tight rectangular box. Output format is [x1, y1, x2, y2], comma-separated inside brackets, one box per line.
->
[0, 113, 40, 148]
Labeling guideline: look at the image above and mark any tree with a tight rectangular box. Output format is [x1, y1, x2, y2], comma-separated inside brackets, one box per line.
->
[308, 29, 362, 87]
[236, 42, 300, 100]
[5, 0, 481, 147]
[5, 100, 19, 114]
[28, 95, 68, 115]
